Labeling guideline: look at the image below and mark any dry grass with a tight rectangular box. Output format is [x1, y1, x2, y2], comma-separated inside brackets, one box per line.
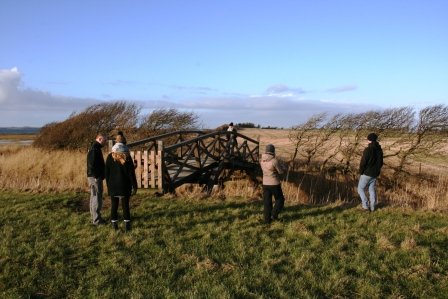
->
[1, 128, 448, 210]
[0, 145, 86, 192]
[241, 128, 448, 210]
[0, 134, 36, 140]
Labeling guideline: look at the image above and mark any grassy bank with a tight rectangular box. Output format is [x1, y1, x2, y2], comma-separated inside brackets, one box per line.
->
[1, 191, 447, 298]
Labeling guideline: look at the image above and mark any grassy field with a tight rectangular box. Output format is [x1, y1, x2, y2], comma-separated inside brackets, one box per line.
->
[1, 191, 448, 298]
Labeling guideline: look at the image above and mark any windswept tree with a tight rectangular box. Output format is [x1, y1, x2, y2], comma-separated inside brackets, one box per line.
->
[34, 101, 140, 150]
[336, 111, 373, 172]
[301, 113, 344, 169]
[288, 113, 327, 169]
[138, 108, 200, 137]
[393, 105, 448, 175]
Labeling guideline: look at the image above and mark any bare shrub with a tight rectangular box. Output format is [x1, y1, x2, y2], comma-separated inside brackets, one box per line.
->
[138, 108, 200, 137]
[285, 105, 448, 209]
[34, 101, 140, 150]
[393, 105, 448, 176]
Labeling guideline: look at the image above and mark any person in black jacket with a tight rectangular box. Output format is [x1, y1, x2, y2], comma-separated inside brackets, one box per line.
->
[358, 133, 383, 212]
[105, 143, 138, 231]
[87, 134, 107, 225]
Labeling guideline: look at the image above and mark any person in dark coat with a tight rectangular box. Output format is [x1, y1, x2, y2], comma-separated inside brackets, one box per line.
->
[105, 143, 138, 231]
[87, 133, 107, 225]
[358, 132, 383, 212]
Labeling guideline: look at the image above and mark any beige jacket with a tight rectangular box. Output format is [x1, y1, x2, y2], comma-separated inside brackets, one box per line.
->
[260, 153, 284, 185]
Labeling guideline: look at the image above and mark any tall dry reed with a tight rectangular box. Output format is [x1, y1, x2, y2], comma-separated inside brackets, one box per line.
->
[1, 145, 447, 210]
[0, 145, 86, 192]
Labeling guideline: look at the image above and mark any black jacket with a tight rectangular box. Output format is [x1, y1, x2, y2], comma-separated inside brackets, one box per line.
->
[105, 154, 138, 197]
[359, 141, 383, 177]
[87, 141, 105, 179]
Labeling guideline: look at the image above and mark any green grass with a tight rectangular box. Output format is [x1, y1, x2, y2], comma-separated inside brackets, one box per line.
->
[1, 191, 448, 298]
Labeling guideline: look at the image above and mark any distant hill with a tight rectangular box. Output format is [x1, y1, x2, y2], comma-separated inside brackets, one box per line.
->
[0, 127, 41, 134]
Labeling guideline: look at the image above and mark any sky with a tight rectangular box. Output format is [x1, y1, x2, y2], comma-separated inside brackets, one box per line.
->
[1, 0, 447, 128]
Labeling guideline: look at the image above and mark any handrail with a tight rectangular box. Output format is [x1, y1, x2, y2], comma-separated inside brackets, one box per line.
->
[164, 130, 258, 151]
[127, 130, 205, 148]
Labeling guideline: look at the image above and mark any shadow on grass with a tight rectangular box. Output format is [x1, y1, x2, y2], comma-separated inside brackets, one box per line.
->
[278, 202, 358, 223]
[133, 200, 263, 224]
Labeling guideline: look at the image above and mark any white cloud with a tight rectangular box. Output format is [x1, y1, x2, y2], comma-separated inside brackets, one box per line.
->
[0, 67, 21, 103]
[140, 94, 379, 128]
[326, 84, 358, 93]
[0, 68, 378, 128]
[0, 67, 101, 126]
[264, 84, 306, 97]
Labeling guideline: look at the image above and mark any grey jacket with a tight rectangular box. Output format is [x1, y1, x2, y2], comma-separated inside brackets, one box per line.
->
[260, 153, 284, 185]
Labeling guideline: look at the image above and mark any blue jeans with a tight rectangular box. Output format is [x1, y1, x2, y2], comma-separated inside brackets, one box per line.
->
[357, 174, 377, 211]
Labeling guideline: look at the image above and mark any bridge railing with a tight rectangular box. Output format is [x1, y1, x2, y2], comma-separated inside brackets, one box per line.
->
[161, 131, 259, 192]
[127, 130, 205, 151]
[127, 130, 259, 193]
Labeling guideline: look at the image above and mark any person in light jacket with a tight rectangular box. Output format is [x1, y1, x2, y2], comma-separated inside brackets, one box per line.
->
[260, 144, 285, 224]
[105, 143, 138, 231]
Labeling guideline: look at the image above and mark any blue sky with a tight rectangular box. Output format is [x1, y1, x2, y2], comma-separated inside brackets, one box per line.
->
[1, 0, 447, 128]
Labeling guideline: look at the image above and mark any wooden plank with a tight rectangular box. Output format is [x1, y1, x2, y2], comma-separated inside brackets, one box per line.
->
[157, 141, 164, 191]
[143, 150, 148, 188]
[150, 150, 156, 188]
[135, 151, 142, 188]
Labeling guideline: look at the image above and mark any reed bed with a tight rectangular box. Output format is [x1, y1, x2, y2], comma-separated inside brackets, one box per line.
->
[0, 145, 86, 192]
[1, 143, 447, 210]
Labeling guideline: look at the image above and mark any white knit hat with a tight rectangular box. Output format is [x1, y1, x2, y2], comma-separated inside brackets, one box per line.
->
[112, 143, 129, 153]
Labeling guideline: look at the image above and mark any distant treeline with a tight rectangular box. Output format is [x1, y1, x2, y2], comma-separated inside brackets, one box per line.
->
[0, 127, 41, 134]
[236, 122, 283, 130]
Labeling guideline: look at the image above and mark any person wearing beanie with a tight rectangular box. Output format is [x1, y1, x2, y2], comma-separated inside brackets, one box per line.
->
[105, 141, 138, 232]
[111, 133, 129, 153]
[86, 133, 107, 225]
[358, 132, 383, 212]
[260, 143, 286, 224]
[117, 131, 127, 144]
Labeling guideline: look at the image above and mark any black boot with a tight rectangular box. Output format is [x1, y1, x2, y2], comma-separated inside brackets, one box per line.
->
[111, 221, 118, 230]
[124, 220, 131, 232]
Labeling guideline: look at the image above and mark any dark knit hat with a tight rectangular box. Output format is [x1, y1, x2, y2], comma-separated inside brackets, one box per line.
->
[116, 134, 126, 144]
[265, 144, 275, 154]
[367, 133, 378, 142]
[116, 131, 127, 144]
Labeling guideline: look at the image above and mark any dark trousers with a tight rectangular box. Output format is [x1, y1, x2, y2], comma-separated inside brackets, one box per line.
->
[263, 184, 285, 223]
[110, 196, 131, 221]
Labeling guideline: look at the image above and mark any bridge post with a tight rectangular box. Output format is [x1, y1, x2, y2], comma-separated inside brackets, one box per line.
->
[108, 139, 114, 152]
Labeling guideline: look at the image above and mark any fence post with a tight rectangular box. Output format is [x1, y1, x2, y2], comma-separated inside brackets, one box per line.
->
[135, 151, 142, 188]
[143, 150, 149, 188]
[157, 141, 164, 192]
[150, 150, 156, 188]
[108, 140, 114, 152]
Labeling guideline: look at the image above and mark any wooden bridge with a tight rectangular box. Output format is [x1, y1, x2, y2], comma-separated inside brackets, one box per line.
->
[125, 130, 260, 193]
